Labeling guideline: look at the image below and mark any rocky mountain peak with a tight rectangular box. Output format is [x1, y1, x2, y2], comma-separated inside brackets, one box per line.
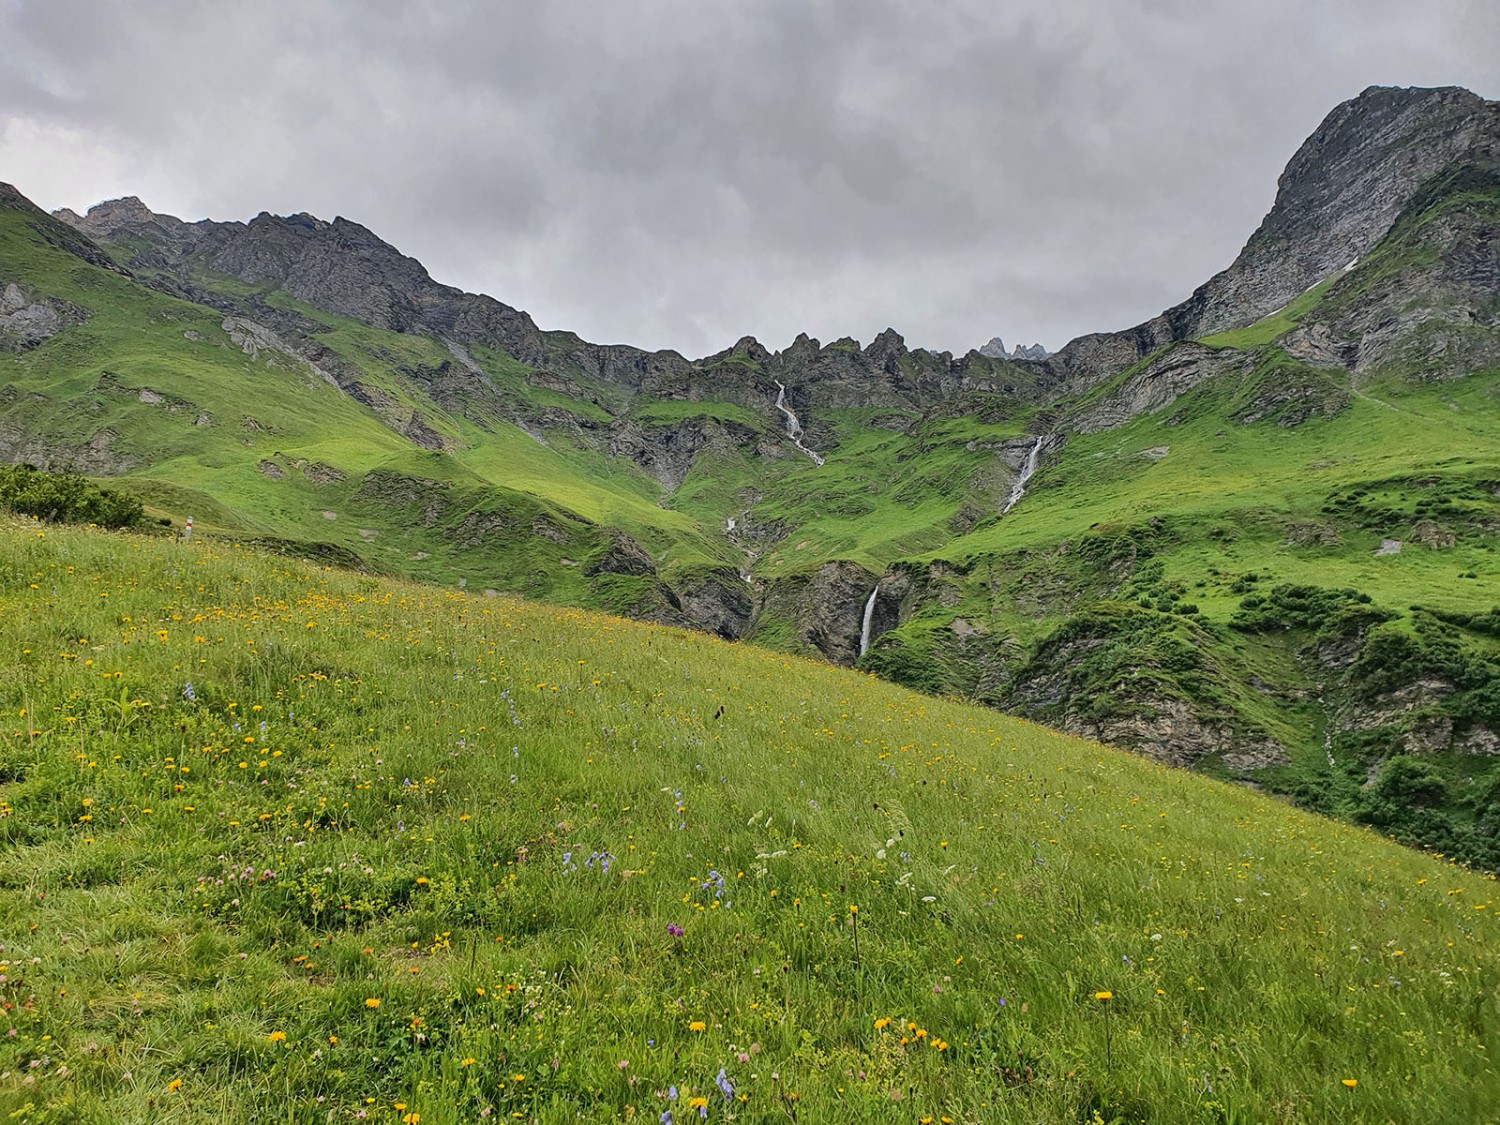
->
[61, 195, 159, 238]
[1202, 84, 1498, 335]
[978, 336, 1048, 360]
[865, 327, 905, 357]
[1046, 83, 1500, 387]
[784, 331, 821, 358]
[90, 195, 155, 222]
[728, 335, 771, 362]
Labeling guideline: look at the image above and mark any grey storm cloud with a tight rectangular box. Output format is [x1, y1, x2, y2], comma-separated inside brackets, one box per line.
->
[0, 0, 1496, 358]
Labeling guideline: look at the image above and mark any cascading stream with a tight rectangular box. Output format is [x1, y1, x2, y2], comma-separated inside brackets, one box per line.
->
[1001, 436, 1046, 514]
[859, 585, 879, 656]
[774, 381, 825, 466]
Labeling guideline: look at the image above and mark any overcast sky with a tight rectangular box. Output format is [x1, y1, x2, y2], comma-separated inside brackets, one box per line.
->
[0, 1, 1495, 359]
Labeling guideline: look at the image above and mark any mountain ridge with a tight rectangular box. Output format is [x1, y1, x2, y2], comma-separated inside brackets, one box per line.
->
[49, 84, 1499, 401]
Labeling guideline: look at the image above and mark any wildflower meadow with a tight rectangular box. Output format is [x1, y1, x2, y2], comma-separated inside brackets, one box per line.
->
[0, 518, 1496, 1122]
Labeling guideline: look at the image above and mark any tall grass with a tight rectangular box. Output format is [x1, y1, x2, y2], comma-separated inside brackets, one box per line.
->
[0, 519, 1495, 1122]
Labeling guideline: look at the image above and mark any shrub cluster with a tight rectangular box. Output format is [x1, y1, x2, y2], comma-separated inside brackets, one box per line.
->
[0, 463, 144, 528]
[1229, 582, 1389, 635]
[0, 465, 144, 531]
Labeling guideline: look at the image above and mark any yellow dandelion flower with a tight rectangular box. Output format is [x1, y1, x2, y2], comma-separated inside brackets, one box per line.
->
[365, 997, 381, 1009]
[689, 1020, 707, 1032]
[167, 1078, 183, 1091]
[268, 1030, 287, 1042]
[1095, 991, 1113, 1001]
[1342, 1079, 1358, 1088]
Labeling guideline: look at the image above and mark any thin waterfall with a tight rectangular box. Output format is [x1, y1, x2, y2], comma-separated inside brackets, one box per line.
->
[859, 586, 879, 656]
[1001, 436, 1046, 514]
[774, 381, 825, 466]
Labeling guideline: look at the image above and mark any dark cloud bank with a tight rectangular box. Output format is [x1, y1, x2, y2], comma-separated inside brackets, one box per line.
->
[1, 0, 1496, 358]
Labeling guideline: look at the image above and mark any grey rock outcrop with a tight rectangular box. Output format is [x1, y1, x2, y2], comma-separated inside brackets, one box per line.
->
[1285, 161, 1500, 378]
[0, 282, 74, 350]
[584, 532, 658, 577]
[1069, 344, 1251, 432]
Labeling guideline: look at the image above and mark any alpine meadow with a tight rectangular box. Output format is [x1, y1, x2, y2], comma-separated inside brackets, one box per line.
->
[1, 76, 1499, 1123]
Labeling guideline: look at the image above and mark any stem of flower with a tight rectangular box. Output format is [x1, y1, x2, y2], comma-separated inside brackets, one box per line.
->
[1105, 1002, 1112, 1074]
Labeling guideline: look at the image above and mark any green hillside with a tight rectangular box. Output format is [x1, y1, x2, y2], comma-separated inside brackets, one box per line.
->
[0, 202, 721, 587]
[3, 136, 1499, 868]
[2, 519, 1498, 1123]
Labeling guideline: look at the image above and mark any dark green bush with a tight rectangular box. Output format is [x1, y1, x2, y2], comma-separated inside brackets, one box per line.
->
[1231, 583, 1387, 635]
[0, 464, 143, 528]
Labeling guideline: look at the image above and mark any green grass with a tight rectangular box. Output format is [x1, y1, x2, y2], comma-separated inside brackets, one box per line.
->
[1199, 275, 1339, 350]
[1, 518, 1498, 1123]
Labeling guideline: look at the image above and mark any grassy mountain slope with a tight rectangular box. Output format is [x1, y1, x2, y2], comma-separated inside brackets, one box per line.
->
[854, 173, 1500, 863]
[2, 519, 1499, 1123]
[0, 198, 725, 591]
[3, 89, 1499, 865]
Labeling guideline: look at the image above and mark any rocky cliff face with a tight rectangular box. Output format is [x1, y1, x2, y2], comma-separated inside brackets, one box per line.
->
[1284, 160, 1500, 378]
[1043, 85, 1500, 392]
[58, 199, 554, 368]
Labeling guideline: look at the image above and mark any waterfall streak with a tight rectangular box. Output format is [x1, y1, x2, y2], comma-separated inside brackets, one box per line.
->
[774, 381, 825, 466]
[859, 586, 879, 656]
[1001, 437, 1045, 513]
